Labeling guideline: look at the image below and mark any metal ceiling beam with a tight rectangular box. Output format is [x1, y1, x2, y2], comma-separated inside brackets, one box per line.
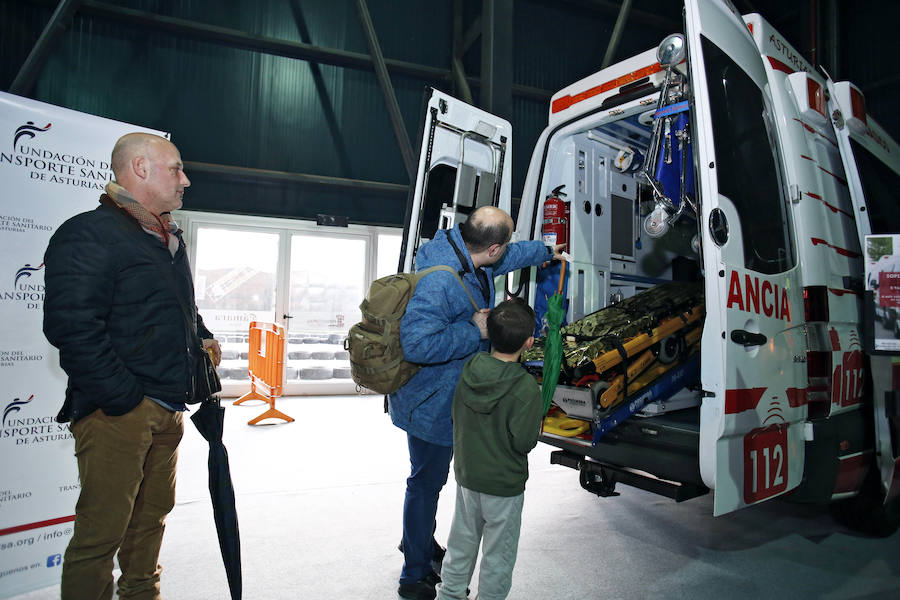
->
[460, 15, 482, 56]
[59, 0, 552, 103]
[601, 0, 633, 69]
[550, 0, 680, 32]
[10, 0, 82, 95]
[288, 0, 354, 180]
[182, 161, 408, 196]
[73, 0, 445, 79]
[481, 0, 514, 121]
[821, 0, 840, 79]
[452, 0, 474, 104]
[356, 0, 415, 180]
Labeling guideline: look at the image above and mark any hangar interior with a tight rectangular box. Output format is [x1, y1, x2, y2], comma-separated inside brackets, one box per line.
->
[2, 0, 900, 598]
[5, 0, 899, 394]
[5, 0, 899, 224]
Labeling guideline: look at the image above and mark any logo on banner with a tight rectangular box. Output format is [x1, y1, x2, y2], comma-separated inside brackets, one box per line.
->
[1, 120, 113, 191]
[14, 262, 43, 287]
[47, 554, 63, 568]
[13, 121, 52, 150]
[2, 261, 45, 311]
[2, 395, 32, 427]
[0, 394, 72, 446]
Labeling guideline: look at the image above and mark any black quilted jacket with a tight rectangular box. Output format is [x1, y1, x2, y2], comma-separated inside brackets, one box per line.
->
[43, 198, 212, 423]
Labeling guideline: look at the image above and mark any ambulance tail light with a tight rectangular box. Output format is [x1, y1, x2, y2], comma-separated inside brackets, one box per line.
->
[787, 72, 828, 126]
[833, 81, 868, 135]
[804, 286, 829, 323]
[804, 286, 831, 417]
[806, 350, 832, 417]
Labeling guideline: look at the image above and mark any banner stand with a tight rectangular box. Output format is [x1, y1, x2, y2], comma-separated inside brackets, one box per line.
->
[0, 91, 166, 598]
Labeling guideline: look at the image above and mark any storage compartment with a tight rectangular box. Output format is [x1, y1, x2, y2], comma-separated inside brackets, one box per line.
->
[543, 407, 706, 492]
[525, 89, 708, 495]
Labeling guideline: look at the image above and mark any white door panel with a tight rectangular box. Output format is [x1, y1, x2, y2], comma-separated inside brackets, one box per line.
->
[686, 0, 807, 515]
[401, 89, 512, 272]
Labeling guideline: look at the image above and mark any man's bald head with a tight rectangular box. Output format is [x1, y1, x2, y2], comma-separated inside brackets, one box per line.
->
[109, 132, 190, 216]
[110, 133, 170, 182]
[460, 206, 514, 253]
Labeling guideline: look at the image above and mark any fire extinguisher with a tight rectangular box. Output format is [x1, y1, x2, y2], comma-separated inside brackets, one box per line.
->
[542, 185, 569, 248]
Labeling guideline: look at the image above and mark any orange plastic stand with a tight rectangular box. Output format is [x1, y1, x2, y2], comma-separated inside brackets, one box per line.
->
[233, 321, 294, 425]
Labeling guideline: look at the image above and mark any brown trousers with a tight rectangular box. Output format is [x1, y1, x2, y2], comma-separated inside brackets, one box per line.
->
[61, 397, 183, 600]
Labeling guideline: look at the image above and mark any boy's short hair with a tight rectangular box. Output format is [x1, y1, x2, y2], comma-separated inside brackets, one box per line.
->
[488, 297, 536, 353]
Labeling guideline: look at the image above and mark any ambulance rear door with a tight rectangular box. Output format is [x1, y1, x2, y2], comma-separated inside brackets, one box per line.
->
[826, 79, 900, 499]
[685, 0, 808, 515]
[399, 88, 512, 272]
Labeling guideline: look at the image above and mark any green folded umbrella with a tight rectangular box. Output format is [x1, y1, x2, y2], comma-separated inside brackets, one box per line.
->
[541, 261, 567, 415]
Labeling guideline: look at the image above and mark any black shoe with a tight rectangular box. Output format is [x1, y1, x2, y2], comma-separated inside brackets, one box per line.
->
[398, 571, 441, 600]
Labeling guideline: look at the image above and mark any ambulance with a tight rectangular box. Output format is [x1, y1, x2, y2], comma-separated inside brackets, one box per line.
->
[399, 0, 900, 534]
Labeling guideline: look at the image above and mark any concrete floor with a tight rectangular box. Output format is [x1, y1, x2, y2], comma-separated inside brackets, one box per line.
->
[15, 394, 900, 599]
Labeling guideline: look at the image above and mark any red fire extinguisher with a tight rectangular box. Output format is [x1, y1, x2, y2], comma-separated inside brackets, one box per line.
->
[542, 185, 569, 248]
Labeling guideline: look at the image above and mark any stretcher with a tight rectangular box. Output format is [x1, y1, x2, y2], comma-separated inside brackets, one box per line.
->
[526, 282, 704, 441]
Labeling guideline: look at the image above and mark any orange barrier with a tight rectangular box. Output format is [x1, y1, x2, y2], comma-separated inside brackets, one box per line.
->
[233, 321, 294, 425]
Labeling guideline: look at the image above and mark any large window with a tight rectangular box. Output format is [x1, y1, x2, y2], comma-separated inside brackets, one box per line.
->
[702, 36, 794, 274]
[181, 212, 401, 395]
[193, 228, 278, 333]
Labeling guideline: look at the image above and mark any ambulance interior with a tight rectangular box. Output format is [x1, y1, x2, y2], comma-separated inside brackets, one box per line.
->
[523, 59, 711, 498]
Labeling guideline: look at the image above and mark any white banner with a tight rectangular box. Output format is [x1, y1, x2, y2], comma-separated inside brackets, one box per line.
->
[0, 92, 167, 598]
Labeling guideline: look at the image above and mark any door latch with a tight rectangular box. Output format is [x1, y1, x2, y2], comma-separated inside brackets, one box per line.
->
[730, 329, 767, 347]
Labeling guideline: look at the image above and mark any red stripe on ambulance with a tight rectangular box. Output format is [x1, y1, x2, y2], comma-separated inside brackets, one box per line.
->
[767, 56, 795, 74]
[810, 237, 862, 258]
[725, 388, 766, 414]
[805, 192, 853, 218]
[817, 165, 848, 186]
[785, 387, 809, 408]
[551, 63, 664, 114]
[828, 288, 860, 297]
[727, 271, 792, 321]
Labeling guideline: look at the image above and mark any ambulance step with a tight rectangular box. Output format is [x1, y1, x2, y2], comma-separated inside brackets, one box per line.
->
[550, 450, 709, 502]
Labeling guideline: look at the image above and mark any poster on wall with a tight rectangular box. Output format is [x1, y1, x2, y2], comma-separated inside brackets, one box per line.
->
[0, 91, 167, 598]
[865, 234, 900, 353]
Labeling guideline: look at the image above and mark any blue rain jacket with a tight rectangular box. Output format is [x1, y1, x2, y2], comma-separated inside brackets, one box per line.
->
[388, 225, 549, 446]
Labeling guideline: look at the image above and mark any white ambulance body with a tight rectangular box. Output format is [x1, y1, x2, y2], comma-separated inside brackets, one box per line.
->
[400, 0, 900, 532]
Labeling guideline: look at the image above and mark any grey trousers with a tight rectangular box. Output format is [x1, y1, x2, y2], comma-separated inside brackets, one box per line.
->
[437, 485, 524, 600]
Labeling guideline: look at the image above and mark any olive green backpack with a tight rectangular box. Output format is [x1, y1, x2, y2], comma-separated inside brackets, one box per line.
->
[345, 266, 478, 396]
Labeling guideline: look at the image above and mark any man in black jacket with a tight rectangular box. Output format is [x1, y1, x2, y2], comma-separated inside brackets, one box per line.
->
[43, 132, 219, 600]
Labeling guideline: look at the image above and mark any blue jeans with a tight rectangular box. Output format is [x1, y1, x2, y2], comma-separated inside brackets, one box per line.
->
[400, 434, 453, 584]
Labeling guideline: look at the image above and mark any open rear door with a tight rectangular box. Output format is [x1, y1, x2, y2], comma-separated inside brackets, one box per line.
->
[399, 88, 512, 272]
[826, 80, 900, 500]
[685, 0, 808, 515]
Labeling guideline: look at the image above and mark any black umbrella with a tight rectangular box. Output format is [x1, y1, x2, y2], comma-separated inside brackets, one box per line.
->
[190, 398, 242, 600]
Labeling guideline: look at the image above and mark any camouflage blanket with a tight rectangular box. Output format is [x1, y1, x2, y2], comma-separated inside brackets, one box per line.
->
[523, 281, 704, 371]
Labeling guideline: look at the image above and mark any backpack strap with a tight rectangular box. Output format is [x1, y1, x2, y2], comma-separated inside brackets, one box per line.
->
[448, 234, 491, 305]
[418, 265, 479, 311]
[447, 235, 471, 277]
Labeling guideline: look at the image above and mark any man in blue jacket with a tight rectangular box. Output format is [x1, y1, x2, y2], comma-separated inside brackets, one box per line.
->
[390, 206, 562, 600]
[43, 133, 219, 600]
